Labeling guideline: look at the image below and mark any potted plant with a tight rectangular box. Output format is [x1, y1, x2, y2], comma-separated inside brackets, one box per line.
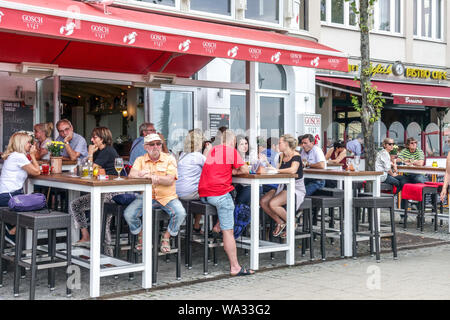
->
[46, 141, 65, 173]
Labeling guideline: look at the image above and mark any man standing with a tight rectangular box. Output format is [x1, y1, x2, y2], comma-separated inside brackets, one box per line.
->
[55, 119, 88, 160]
[198, 130, 254, 276]
[124, 133, 186, 252]
[398, 137, 426, 184]
[129, 122, 156, 165]
[346, 134, 364, 156]
[300, 134, 326, 196]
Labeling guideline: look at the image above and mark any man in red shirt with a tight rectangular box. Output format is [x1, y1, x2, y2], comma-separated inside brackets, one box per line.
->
[198, 130, 254, 276]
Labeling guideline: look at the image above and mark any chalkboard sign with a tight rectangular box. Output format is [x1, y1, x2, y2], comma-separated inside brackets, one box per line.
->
[209, 113, 229, 137]
[2, 101, 34, 151]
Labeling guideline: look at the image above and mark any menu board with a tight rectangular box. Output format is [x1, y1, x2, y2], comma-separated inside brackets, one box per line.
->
[209, 113, 229, 137]
[2, 101, 34, 151]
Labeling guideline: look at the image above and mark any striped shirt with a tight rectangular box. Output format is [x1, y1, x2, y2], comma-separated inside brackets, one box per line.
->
[398, 148, 424, 162]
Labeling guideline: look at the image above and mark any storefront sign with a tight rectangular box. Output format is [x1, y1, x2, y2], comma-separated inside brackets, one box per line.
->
[296, 114, 322, 147]
[394, 96, 450, 108]
[209, 113, 229, 137]
[405, 68, 448, 80]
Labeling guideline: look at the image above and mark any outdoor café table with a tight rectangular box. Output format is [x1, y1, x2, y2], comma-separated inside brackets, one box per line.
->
[0, 159, 77, 172]
[302, 169, 383, 257]
[397, 165, 449, 233]
[232, 173, 297, 271]
[27, 173, 153, 298]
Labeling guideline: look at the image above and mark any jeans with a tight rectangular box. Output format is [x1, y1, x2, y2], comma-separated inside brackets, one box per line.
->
[201, 193, 235, 231]
[304, 179, 326, 196]
[384, 175, 407, 194]
[123, 194, 186, 237]
[402, 173, 427, 184]
[0, 189, 23, 207]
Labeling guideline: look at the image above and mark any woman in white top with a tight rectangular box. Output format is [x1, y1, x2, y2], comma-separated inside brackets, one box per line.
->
[176, 129, 206, 233]
[34, 122, 53, 161]
[0, 132, 40, 235]
[375, 138, 406, 194]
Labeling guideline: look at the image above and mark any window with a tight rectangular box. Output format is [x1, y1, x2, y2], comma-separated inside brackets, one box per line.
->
[245, 0, 280, 24]
[137, 0, 175, 6]
[294, 0, 308, 31]
[331, 0, 344, 24]
[321, 0, 359, 28]
[320, 0, 326, 21]
[414, 0, 443, 40]
[231, 60, 246, 84]
[258, 63, 286, 90]
[190, 0, 231, 16]
[373, 0, 402, 34]
[230, 95, 246, 132]
[378, 0, 391, 31]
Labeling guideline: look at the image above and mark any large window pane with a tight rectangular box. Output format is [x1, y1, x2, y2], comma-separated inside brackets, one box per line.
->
[331, 0, 344, 24]
[422, 0, 432, 38]
[395, 0, 401, 32]
[231, 60, 246, 84]
[138, 0, 175, 6]
[230, 95, 246, 132]
[246, 0, 279, 24]
[349, 0, 357, 26]
[413, 0, 418, 35]
[258, 63, 286, 90]
[436, 0, 442, 39]
[190, 0, 231, 15]
[152, 90, 193, 153]
[298, 0, 308, 30]
[321, 0, 326, 21]
[379, 0, 390, 31]
[260, 97, 284, 138]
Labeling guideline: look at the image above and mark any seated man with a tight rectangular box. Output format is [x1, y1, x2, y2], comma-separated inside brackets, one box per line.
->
[129, 122, 156, 166]
[124, 133, 186, 252]
[55, 119, 88, 161]
[299, 134, 326, 196]
[397, 137, 426, 184]
[346, 134, 364, 157]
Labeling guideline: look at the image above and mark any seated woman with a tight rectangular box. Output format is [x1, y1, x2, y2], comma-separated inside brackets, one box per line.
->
[69, 127, 121, 246]
[235, 136, 251, 206]
[375, 138, 406, 194]
[33, 122, 53, 161]
[0, 132, 40, 242]
[176, 129, 206, 233]
[325, 140, 347, 187]
[260, 134, 306, 238]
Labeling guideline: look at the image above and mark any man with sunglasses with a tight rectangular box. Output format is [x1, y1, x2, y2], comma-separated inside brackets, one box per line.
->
[129, 122, 156, 165]
[376, 138, 406, 194]
[124, 133, 186, 253]
[398, 137, 426, 184]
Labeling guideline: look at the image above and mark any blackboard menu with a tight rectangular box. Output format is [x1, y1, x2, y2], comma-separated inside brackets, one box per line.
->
[209, 113, 229, 137]
[2, 101, 34, 151]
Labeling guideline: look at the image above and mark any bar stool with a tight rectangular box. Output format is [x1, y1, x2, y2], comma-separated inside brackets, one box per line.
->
[313, 187, 344, 198]
[295, 198, 314, 260]
[424, 182, 445, 231]
[185, 200, 222, 275]
[102, 202, 128, 258]
[14, 210, 72, 300]
[352, 197, 397, 262]
[401, 183, 438, 233]
[307, 196, 344, 260]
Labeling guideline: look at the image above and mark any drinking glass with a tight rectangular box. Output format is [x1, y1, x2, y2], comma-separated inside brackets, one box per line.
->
[114, 158, 124, 180]
[346, 158, 352, 171]
[354, 156, 360, 171]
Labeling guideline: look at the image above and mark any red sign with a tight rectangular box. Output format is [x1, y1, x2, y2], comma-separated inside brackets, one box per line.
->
[394, 96, 450, 108]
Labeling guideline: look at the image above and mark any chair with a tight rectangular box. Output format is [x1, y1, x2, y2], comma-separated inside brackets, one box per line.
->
[102, 202, 129, 259]
[13, 210, 72, 300]
[295, 198, 314, 260]
[307, 196, 344, 260]
[401, 184, 438, 233]
[313, 187, 344, 198]
[352, 197, 397, 262]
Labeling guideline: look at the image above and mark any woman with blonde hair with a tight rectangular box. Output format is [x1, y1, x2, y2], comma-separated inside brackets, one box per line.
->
[259, 134, 306, 238]
[176, 129, 206, 233]
[34, 122, 53, 160]
[0, 132, 40, 242]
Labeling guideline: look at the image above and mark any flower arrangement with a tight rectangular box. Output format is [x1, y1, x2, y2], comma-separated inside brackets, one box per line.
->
[390, 144, 399, 155]
[46, 141, 65, 157]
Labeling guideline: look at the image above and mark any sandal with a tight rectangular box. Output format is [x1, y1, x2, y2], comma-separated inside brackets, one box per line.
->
[135, 233, 143, 251]
[193, 226, 202, 234]
[273, 223, 286, 237]
[231, 265, 255, 277]
[160, 235, 171, 253]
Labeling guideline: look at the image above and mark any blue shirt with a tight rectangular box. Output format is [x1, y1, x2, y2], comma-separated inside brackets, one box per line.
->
[56, 132, 88, 159]
[129, 136, 146, 166]
[346, 139, 362, 156]
[262, 148, 279, 167]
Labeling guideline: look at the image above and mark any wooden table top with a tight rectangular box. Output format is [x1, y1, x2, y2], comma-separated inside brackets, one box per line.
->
[30, 173, 152, 186]
[38, 159, 77, 165]
[303, 169, 382, 176]
[397, 165, 445, 172]
[233, 173, 297, 179]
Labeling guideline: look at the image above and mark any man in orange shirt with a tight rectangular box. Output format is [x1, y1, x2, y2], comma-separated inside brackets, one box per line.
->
[124, 134, 186, 252]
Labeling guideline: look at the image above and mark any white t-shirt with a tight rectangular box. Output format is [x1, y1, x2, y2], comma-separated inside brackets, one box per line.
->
[176, 152, 206, 197]
[0, 152, 31, 193]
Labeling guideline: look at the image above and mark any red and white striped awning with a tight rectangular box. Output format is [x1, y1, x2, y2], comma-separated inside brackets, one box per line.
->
[0, 0, 348, 77]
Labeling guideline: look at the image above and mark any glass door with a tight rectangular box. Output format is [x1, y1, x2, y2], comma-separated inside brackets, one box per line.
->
[258, 95, 285, 139]
[36, 76, 59, 134]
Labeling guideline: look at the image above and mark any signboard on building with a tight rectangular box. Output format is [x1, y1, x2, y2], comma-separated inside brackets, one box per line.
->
[296, 113, 322, 148]
[2, 101, 34, 150]
[209, 113, 229, 137]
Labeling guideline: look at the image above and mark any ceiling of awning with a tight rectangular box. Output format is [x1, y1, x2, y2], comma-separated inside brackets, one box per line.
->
[317, 76, 450, 108]
[0, 0, 348, 76]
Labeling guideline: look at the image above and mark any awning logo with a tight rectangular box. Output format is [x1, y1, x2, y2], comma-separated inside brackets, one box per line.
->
[202, 41, 217, 54]
[60, 21, 76, 36]
[290, 53, 302, 64]
[123, 32, 137, 45]
[178, 39, 191, 52]
[405, 97, 423, 104]
[150, 34, 166, 48]
[0, 11, 4, 23]
[311, 57, 320, 67]
[91, 24, 109, 39]
[249, 48, 262, 59]
[22, 14, 43, 30]
[327, 58, 340, 68]
[271, 52, 281, 63]
[227, 46, 238, 58]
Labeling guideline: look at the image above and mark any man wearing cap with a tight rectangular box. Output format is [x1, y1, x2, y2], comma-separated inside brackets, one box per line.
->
[123, 133, 186, 252]
[129, 122, 156, 165]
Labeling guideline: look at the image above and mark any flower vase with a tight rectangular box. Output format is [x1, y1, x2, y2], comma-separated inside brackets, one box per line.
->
[50, 156, 63, 174]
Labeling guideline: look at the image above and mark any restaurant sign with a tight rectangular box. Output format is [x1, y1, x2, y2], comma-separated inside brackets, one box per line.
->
[394, 96, 450, 108]
[296, 114, 322, 147]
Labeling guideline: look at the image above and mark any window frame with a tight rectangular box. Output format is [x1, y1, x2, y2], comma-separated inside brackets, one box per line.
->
[414, 0, 444, 42]
[320, 0, 359, 31]
[372, 0, 403, 36]
[243, 0, 284, 28]
[188, 0, 235, 19]
[125, 0, 181, 10]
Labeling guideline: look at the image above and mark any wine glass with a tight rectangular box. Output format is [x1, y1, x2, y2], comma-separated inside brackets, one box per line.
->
[354, 156, 360, 171]
[114, 158, 124, 180]
[346, 158, 352, 171]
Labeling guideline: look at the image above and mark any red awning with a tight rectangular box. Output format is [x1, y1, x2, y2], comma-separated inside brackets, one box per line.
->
[0, 0, 348, 77]
[317, 76, 450, 108]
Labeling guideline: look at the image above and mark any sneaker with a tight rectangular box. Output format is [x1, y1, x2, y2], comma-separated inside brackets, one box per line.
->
[4, 232, 15, 246]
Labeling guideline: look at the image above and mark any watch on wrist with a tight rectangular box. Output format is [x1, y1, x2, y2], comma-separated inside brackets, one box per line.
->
[65, 141, 69, 145]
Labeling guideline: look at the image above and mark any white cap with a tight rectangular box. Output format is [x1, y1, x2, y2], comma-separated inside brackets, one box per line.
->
[144, 133, 162, 143]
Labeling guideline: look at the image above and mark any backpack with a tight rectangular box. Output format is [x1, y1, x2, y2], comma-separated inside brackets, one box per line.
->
[8, 193, 47, 212]
[233, 203, 251, 239]
[112, 193, 136, 206]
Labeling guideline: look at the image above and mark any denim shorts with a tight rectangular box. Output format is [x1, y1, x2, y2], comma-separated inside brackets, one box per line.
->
[201, 193, 235, 231]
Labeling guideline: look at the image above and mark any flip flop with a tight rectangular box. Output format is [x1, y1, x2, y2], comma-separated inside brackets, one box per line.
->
[73, 241, 90, 248]
[231, 266, 255, 277]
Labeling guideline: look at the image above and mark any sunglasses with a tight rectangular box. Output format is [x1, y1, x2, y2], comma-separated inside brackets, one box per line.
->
[146, 142, 162, 147]
[386, 143, 394, 146]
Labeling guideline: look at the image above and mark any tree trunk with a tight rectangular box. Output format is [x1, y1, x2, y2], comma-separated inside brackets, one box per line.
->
[359, 0, 376, 171]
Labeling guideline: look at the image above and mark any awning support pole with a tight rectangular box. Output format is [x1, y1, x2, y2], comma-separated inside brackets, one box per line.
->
[246, 61, 257, 162]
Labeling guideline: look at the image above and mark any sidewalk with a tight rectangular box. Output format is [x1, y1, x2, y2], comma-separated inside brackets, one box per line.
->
[106, 243, 450, 300]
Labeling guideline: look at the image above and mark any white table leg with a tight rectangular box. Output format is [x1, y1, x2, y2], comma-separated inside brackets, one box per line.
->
[286, 178, 295, 265]
[142, 184, 152, 289]
[343, 177, 353, 256]
[373, 177, 381, 249]
[250, 180, 260, 270]
[90, 188, 101, 298]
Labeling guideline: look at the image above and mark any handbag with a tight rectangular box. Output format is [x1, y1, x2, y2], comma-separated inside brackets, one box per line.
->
[112, 193, 136, 206]
[8, 193, 47, 212]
